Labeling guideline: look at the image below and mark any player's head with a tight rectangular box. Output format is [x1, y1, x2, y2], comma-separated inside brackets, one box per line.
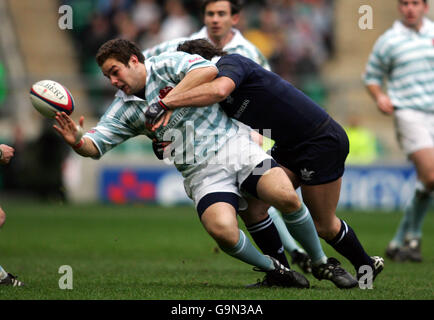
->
[96, 39, 146, 95]
[201, 0, 243, 44]
[177, 39, 227, 60]
[398, 0, 428, 30]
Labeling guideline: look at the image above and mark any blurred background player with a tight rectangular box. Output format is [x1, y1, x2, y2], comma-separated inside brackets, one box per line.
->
[0, 143, 24, 287]
[144, 0, 311, 272]
[364, 0, 434, 262]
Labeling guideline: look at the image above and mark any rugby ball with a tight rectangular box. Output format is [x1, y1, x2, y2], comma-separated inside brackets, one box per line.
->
[29, 80, 75, 118]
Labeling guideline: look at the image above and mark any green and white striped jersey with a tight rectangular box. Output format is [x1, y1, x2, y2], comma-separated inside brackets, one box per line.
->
[85, 51, 239, 176]
[143, 26, 271, 70]
[364, 18, 434, 111]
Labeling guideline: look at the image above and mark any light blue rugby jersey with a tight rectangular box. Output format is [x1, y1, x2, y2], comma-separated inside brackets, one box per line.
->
[85, 51, 239, 176]
[142, 26, 271, 70]
[364, 18, 434, 111]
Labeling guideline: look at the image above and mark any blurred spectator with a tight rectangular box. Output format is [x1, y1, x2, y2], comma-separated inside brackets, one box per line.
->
[243, 7, 281, 60]
[112, 10, 140, 40]
[131, 0, 162, 33]
[0, 61, 7, 108]
[158, 0, 197, 42]
[344, 116, 382, 165]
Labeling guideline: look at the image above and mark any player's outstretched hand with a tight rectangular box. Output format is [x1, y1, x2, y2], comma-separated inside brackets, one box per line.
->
[0, 144, 15, 164]
[53, 112, 85, 147]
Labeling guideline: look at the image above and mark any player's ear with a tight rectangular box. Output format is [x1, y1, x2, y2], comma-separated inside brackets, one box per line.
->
[231, 13, 240, 26]
[129, 54, 139, 65]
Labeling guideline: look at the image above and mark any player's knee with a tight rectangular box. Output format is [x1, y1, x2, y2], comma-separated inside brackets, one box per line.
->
[206, 219, 239, 248]
[275, 190, 301, 214]
[422, 173, 434, 192]
[0, 207, 6, 227]
[313, 218, 340, 241]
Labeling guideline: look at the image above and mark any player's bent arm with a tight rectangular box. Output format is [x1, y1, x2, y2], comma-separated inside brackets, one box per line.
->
[365, 83, 394, 115]
[162, 76, 236, 109]
[365, 83, 384, 101]
[165, 66, 218, 99]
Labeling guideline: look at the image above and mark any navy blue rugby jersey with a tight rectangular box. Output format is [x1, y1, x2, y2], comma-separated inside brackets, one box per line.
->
[216, 54, 329, 146]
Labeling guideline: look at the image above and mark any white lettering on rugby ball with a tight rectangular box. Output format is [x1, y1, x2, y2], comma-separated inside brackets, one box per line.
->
[30, 80, 74, 118]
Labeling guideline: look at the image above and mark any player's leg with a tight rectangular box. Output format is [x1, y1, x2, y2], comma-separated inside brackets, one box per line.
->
[401, 148, 434, 261]
[198, 193, 309, 288]
[267, 207, 311, 273]
[239, 198, 311, 273]
[238, 197, 291, 268]
[0, 207, 24, 287]
[245, 165, 327, 265]
[265, 168, 312, 272]
[300, 179, 382, 279]
[387, 110, 434, 261]
[0, 265, 24, 287]
[242, 163, 357, 288]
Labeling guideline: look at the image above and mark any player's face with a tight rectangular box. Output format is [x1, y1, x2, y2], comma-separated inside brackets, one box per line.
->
[101, 56, 146, 95]
[203, 1, 239, 42]
[398, 0, 428, 30]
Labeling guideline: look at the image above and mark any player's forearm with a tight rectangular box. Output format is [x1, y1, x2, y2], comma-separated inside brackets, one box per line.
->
[162, 82, 223, 109]
[365, 84, 384, 101]
[167, 66, 218, 97]
[163, 77, 234, 109]
[71, 137, 100, 158]
[161, 66, 222, 109]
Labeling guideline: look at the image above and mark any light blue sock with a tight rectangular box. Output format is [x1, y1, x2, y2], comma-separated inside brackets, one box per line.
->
[220, 230, 274, 271]
[392, 184, 431, 246]
[390, 209, 412, 247]
[281, 204, 327, 266]
[408, 187, 432, 239]
[0, 265, 7, 280]
[268, 207, 305, 254]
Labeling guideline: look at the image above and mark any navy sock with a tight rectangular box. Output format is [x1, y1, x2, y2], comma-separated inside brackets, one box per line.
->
[326, 219, 373, 271]
[246, 215, 290, 268]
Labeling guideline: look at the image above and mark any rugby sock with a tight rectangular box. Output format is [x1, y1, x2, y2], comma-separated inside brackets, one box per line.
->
[220, 229, 274, 271]
[268, 207, 306, 256]
[389, 209, 412, 248]
[0, 265, 7, 280]
[281, 204, 327, 266]
[246, 214, 290, 268]
[326, 219, 372, 271]
[407, 187, 432, 239]
[391, 184, 431, 246]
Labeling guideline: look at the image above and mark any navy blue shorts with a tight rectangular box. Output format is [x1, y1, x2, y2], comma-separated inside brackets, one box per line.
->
[271, 117, 349, 185]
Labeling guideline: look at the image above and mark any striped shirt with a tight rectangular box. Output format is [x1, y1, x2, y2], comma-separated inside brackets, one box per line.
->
[364, 18, 434, 111]
[85, 51, 239, 176]
[143, 26, 271, 70]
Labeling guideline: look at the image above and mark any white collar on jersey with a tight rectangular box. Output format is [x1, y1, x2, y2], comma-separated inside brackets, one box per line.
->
[191, 26, 245, 51]
[115, 89, 146, 102]
[393, 17, 434, 35]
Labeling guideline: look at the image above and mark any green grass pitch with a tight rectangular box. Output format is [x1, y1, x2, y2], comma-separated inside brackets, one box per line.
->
[0, 201, 433, 300]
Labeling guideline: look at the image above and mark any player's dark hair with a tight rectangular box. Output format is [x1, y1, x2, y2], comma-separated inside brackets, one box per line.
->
[177, 39, 228, 60]
[96, 39, 145, 67]
[200, 0, 243, 16]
